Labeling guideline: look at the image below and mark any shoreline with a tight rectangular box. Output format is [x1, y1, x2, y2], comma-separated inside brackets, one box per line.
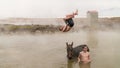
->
[0, 17, 119, 34]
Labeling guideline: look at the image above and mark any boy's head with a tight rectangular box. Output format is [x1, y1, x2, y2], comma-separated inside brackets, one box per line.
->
[82, 45, 89, 52]
[83, 46, 88, 52]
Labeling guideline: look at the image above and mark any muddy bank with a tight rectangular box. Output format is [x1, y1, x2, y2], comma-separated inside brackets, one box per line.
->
[0, 24, 119, 35]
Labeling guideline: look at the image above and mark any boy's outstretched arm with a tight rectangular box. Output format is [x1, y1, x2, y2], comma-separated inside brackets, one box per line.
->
[65, 9, 78, 19]
[74, 9, 78, 15]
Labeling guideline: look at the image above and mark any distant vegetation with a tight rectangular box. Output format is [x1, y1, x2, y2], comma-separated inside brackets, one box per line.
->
[0, 24, 60, 34]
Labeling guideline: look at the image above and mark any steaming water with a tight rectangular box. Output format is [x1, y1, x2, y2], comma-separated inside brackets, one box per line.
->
[0, 31, 120, 68]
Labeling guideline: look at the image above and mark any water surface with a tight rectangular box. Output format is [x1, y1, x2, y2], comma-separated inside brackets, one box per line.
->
[0, 31, 119, 68]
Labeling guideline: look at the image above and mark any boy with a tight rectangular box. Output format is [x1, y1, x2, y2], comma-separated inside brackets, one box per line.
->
[59, 9, 78, 32]
[78, 46, 91, 64]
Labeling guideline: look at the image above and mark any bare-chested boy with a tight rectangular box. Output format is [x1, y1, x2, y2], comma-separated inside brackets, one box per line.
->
[78, 46, 91, 64]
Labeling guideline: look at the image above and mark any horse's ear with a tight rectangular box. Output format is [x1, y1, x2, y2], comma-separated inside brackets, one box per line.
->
[66, 42, 69, 47]
[71, 42, 73, 46]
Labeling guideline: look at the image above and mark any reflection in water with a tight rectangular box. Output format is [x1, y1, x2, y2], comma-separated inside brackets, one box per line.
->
[79, 63, 91, 68]
[67, 60, 79, 68]
[67, 59, 91, 68]
[67, 60, 73, 68]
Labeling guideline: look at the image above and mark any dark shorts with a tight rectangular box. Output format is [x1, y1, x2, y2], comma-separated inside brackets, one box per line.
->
[64, 18, 74, 27]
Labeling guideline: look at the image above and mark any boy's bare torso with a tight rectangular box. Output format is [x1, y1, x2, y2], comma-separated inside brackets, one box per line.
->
[80, 51, 89, 61]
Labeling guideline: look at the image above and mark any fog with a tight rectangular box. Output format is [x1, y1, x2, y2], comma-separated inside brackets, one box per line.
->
[0, 0, 120, 18]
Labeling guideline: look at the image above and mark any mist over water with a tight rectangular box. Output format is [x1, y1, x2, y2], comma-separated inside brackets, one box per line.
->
[0, 30, 120, 68]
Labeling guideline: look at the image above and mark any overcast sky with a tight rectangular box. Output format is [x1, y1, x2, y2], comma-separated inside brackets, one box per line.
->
[0, 0, 120, 18]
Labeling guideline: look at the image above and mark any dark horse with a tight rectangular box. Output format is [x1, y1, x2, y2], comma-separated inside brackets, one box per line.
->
[66, 42, 90, 60]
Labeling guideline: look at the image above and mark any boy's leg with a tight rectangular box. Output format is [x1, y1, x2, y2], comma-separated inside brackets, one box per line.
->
[63, 26, 71, 32]
[62, 25, 67, 32]
[59, 26, 63, 31]
[66, 26, 71, 32]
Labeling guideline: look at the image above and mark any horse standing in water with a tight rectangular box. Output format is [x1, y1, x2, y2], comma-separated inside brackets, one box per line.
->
[66, 42, 89, 60]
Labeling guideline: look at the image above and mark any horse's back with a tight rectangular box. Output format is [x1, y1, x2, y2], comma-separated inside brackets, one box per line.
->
[73, 45, 87, 57]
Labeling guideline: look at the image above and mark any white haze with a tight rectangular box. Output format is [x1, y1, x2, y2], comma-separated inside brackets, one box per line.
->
[0, 0, 120, 18]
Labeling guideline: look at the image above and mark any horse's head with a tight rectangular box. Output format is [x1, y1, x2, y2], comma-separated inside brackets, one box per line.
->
[66, 42, 73, 59]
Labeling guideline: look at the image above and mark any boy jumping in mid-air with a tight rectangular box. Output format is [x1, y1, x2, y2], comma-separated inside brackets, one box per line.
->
[59, 9, 78, 32]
